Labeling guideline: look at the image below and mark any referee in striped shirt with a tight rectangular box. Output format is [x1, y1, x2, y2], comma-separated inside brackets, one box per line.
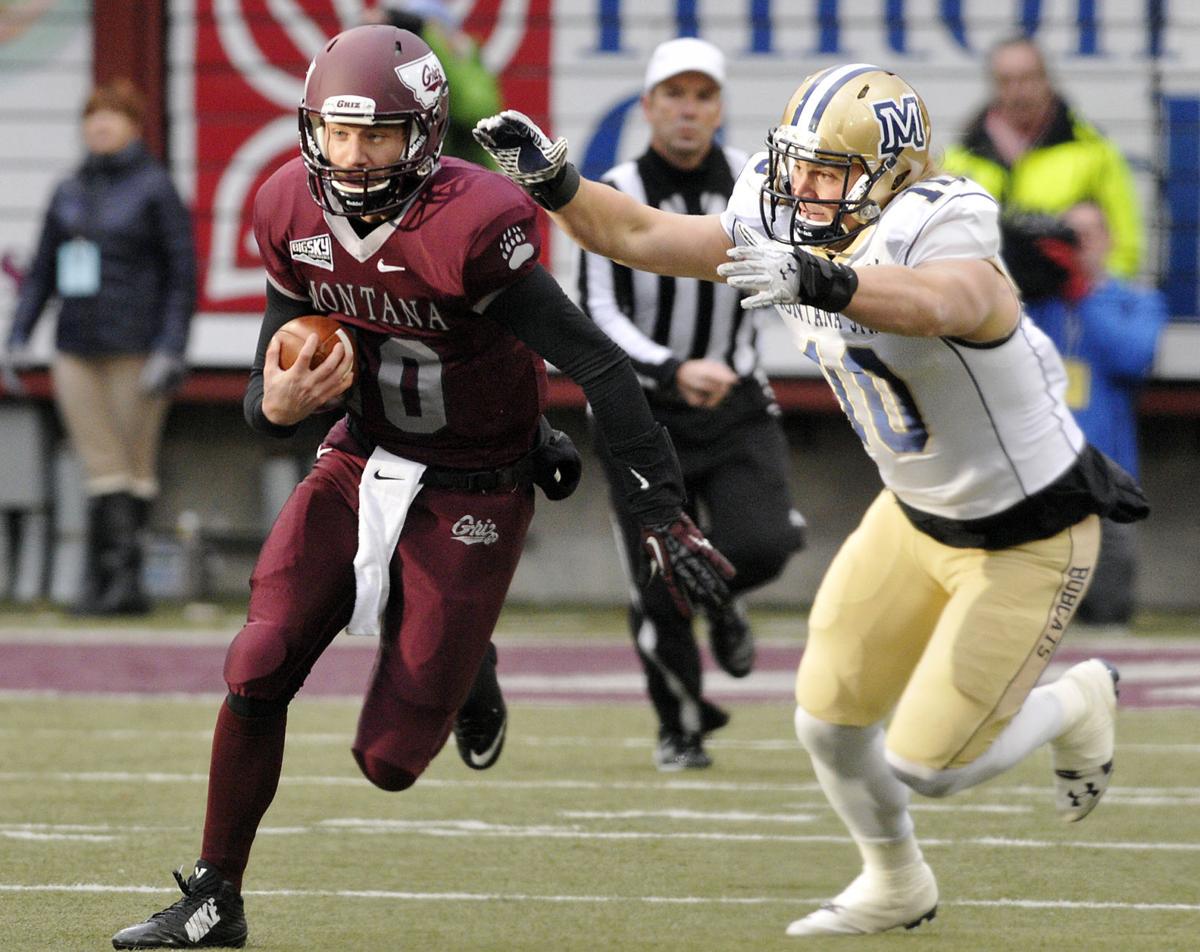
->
[579, 38, 807, 771]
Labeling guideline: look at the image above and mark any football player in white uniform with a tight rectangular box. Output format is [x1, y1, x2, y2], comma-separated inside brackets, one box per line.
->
[475, 64, 1148, 937]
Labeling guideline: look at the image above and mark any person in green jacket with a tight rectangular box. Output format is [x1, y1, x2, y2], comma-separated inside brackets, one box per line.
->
[362, 0, 502, 169]
[943, 35, 1142, 281]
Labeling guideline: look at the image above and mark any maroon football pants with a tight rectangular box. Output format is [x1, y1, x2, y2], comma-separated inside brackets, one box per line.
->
[221, 444, 533, 782]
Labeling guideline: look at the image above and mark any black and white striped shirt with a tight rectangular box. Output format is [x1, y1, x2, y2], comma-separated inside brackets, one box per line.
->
[578, 146, 767, 399]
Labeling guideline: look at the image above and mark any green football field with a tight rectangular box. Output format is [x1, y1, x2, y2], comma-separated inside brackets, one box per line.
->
[1, 687, 1198, 951]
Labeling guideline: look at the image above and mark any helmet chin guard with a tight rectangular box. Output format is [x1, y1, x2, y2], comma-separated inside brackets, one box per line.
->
[299, 25, 450, 217]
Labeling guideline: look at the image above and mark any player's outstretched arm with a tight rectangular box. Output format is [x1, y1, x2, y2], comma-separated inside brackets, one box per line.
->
[718, 224, 1018, 340]
[483, 264, 735, 615]
[474, 110, 731, 281]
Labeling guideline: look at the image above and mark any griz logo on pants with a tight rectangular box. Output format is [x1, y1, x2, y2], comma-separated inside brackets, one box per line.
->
[452, 515, 500, 546]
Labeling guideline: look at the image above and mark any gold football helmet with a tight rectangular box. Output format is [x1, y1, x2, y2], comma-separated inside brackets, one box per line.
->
[761, 64, 933, 247]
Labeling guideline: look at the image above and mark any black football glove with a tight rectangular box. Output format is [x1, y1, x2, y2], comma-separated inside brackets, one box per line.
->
[641, 513, 735, 618]
[999, 212, 1081, 302]
[530, 417, 583, 501]
[473, 110, 581, 211]
[718, 223, 858, 311]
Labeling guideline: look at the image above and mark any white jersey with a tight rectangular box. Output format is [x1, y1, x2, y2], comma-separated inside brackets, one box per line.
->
[720, 159, 1085, 522]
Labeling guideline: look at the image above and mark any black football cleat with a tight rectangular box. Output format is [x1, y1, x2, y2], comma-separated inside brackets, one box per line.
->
[706, 597, 755, 678]
[454, 642, 507, 770]
[654, 731, 712, 771]
[112, 860, 247, 949]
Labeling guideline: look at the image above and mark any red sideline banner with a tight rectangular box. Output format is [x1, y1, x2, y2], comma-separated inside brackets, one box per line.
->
[175, 1, 551, 316]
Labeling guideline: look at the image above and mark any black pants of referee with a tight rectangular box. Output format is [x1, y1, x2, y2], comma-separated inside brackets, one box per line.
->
[597, 407, 806, 740]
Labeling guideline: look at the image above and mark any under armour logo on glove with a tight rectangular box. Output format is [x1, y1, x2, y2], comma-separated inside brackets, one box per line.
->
[473, 110, 568, 185]
[718, 222, 858, 312]
[641, 513, 735, 618]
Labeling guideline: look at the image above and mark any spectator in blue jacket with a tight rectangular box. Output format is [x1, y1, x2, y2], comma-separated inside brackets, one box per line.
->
[3, 79, 196, 614]
[1026, 202, 1166, 627]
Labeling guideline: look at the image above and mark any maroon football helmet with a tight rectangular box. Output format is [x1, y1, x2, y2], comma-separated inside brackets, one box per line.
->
[299, 25, 450, 217]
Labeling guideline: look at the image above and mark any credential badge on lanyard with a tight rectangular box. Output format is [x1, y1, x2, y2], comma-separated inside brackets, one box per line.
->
[57, 237, 101, 297]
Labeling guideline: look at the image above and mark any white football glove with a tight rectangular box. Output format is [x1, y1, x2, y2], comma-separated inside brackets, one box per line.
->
[718, 222, 859, 312]
[718, 243, 805, 309]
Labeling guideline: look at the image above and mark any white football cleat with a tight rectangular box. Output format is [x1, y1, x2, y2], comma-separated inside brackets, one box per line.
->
[1051, 658, 1119, 822]
[786, 862, 938, 937]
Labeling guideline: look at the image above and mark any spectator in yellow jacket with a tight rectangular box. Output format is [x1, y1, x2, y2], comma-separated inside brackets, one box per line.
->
[943, 35, 1142, 280]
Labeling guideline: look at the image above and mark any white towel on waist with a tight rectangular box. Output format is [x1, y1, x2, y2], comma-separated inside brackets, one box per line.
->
[348, 447, 427, 636]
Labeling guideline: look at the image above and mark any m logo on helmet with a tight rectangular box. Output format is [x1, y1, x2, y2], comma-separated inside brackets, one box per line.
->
[872, 95, 927, 155]
[395, 52, 445, 110]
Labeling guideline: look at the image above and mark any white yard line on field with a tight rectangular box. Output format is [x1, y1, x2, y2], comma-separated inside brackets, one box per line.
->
[4, 771, 1200, 802]
[4, 815, 1199, 853]
[318, 817, 1200, 852]
[5, 725, 1200, 757]
[1, 882, 1198, 914]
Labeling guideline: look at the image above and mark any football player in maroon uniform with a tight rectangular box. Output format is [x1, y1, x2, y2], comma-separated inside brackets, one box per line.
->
[112, 24, 732, 950]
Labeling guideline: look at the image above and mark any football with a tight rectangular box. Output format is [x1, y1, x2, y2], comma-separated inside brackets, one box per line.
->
[274, 314, 355, 382]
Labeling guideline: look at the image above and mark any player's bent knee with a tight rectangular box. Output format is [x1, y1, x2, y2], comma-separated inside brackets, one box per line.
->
[717, 535, 798, 591]
[794, 705, 879, 767]
[885, 751, 964, 798]
[224, 692, 288, 719]
[223, 621, 292, 697]
[353, 749, 417, 792]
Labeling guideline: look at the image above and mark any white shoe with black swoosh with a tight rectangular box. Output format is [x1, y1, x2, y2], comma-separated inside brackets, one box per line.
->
[453, 643, 507, 770]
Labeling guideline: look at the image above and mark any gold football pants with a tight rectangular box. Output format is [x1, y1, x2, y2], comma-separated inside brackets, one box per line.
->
[796, 491, 1101, 771]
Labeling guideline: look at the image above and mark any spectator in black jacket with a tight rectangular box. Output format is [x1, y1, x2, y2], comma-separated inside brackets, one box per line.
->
[3, 79, 196, 614]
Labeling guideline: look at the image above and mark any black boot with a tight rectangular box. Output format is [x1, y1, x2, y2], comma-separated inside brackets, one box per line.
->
[95, 492, 151, 615]
[71, 495, 112, 615]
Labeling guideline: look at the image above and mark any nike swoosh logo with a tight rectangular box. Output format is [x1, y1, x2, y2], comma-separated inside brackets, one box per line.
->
[373, 470, 405, 481]
[468, 719, 506, 767]
[644, 536, 664, 575]
[629, 467, 650, 491]
[377, 260, 406, 272]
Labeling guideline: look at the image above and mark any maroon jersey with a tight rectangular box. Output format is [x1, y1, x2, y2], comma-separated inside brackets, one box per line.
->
[254, 157, 547, 468]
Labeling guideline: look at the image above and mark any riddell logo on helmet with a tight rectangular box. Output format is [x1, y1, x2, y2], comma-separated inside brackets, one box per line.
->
[395, 52, 445, 109]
